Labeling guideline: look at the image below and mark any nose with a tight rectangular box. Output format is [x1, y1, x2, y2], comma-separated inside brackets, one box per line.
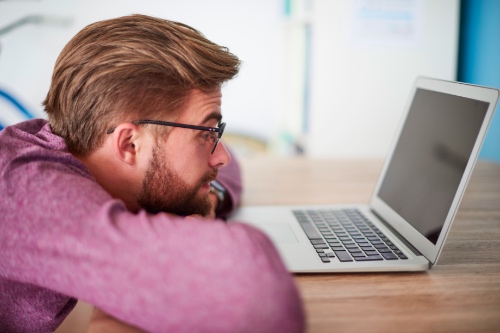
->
[209, 141, 231, 169]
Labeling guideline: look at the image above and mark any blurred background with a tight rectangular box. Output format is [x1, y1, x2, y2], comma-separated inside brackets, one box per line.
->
[0, 0, 499, 161]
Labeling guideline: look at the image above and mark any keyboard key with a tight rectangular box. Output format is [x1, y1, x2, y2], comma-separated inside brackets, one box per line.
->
[319, 253, 327, 257]
[331, 246, 345, 251]
[327, 252, 336, 257]
[311, 240, 326, 245]
[352, 238, 367, 243]
[381, 252, 399, 260]
[295, 217, 323, 240]
[351, 252, 366, 257]
[348, 248, 363, 253]
[313, 244, 329, 249]
[354, 255, 383, 261]
[334, 251, 354, 262]
[397, 253, 408, 259]
[364, 250, 379, 256]
[321, 257, 331, 263]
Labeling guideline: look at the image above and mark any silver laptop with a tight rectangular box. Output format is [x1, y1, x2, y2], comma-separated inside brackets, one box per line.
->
[229, 77, 499, 273]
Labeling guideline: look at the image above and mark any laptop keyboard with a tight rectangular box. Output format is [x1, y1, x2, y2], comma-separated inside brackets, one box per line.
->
[293, 209, 408, 263]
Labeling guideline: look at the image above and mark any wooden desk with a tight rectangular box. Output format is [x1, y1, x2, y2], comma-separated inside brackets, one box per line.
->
[239, 157, 500, 333]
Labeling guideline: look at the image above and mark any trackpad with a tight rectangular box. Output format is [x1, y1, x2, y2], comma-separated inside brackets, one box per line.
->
[254, 223, 299, 244]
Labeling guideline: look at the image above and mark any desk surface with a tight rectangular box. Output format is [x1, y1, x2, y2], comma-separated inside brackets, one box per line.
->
[239, 157, 500, 333]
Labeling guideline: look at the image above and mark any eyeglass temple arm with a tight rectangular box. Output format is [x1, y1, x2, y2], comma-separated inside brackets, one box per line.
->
[136, 120, 221, 133]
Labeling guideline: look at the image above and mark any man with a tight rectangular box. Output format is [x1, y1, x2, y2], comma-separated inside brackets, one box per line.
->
[0, 15, 304, 332]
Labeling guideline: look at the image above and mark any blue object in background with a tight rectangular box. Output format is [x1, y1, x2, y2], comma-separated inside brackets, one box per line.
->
[0, 88, 36, 130]
[458, 0, 500, 162]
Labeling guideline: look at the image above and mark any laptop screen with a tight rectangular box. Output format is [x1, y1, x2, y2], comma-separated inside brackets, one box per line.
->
[377, 88, 489, 244]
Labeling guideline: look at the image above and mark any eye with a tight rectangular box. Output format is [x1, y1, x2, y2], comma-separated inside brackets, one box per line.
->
[201, 132, 217, 144]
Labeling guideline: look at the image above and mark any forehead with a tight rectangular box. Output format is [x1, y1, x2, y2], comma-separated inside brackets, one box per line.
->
[177, 89, 222, 125]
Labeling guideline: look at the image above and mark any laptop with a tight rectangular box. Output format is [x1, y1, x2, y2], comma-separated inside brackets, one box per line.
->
[229, 77, 499, 273]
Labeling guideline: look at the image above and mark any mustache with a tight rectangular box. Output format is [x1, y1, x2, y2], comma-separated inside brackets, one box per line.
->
[200, 169, 218, 185]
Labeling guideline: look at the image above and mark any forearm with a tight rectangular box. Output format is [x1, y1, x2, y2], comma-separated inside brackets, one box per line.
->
[86, 218, 305, 333]
[3, 199, 304, 333]
[89, 208, 304, 332]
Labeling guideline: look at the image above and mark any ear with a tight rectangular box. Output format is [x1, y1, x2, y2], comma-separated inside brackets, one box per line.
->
[111, 123, 142, 165]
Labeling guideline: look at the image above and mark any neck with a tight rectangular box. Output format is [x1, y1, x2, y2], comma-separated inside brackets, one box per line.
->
[75, 150, 141, 213]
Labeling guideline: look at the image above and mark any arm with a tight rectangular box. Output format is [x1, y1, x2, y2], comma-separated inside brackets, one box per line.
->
[0, 138, 304, 333]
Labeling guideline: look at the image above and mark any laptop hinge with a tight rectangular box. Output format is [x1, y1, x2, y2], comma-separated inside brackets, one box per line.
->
[370, 209, 424, 257]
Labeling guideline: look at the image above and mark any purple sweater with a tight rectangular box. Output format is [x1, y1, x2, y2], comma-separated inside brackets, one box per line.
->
[0, 119, 304, 333]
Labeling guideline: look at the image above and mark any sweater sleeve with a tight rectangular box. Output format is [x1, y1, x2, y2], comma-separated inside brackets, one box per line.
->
[0, 125, 305, 333]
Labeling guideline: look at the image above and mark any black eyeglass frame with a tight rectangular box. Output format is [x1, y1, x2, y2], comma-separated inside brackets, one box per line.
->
[106, 119, 226, 154]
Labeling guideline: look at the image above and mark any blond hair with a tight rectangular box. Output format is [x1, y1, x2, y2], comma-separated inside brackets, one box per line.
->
[43, 14, 240, 155]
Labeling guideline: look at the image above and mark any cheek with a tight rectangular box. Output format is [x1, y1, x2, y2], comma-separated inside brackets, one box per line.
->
[164, 129, 213, 181]
[166, 146, 206, 185]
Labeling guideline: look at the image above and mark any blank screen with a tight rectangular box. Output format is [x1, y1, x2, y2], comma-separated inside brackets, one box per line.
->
[378, 88, 488, 244]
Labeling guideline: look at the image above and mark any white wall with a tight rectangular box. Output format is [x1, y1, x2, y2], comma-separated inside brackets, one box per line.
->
[307, 0, 460, 157]
[0, 0, 283, 142]
[0, 0, 459, 157]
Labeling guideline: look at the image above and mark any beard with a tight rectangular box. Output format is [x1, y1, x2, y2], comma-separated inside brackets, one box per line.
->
[137, 145, 217, 216]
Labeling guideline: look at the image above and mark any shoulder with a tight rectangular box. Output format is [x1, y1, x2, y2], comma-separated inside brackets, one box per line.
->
[0, 119, 92, 179]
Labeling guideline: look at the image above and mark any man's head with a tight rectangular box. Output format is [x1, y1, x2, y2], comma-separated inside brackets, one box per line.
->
[44, 15, 240, 215]
[44, 14, 240, 156]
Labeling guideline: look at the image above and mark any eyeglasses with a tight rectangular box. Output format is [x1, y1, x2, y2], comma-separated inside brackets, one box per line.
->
[106, 119, 226, 154]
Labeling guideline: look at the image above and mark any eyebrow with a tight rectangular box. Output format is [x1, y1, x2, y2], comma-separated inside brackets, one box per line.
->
[201, 112, 222, 126]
